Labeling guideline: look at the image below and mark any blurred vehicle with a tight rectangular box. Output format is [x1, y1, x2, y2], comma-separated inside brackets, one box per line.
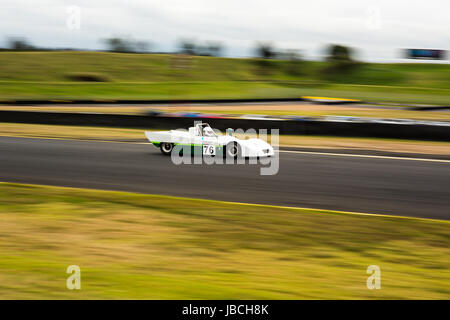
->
[240, 114, 272, 120]
[323, 115, 365, 122]
[280, 115, 317, 121]
[240, 114, 285, 121]
[144, 109, 162, 117]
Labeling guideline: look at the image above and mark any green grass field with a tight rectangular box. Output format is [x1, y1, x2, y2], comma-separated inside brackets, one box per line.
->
[0, 182, 448, 299]
[1, 51, 449, 104]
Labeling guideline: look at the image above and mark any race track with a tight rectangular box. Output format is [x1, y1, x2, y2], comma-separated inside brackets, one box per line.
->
[0, 136, 449, 219]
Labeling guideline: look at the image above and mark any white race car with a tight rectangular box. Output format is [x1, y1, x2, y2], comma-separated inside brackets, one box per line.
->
[145, 123, 274, 158]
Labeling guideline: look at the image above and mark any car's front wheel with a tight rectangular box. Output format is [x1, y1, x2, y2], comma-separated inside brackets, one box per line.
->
[160, 142, 174, 156]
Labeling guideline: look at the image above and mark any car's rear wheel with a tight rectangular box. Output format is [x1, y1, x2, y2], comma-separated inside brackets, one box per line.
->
[160, 142, 174, 156]
[224, 142, 241, 159]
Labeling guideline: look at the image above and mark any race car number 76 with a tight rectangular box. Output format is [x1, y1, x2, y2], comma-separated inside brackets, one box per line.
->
[203, 145, 216, 155]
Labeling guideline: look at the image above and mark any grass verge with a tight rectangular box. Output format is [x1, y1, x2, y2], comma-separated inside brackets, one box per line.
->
[1, 81, 449, 105]
[1, 103, 450, 121]
[1, 52, 450, 105]
[0, 182, 449, 299]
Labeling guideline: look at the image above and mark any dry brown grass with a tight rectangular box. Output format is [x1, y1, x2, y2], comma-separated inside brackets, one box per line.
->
[0, 182, 449, 299]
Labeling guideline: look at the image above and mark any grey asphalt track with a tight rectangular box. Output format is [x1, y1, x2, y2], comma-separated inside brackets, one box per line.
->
[0, 136, 449, 220]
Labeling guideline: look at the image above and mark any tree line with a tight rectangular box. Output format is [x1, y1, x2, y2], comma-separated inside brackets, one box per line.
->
[1, 36, 354, 63]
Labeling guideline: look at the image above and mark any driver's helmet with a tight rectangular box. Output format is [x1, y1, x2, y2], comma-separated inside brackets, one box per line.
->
[203, 126, 215, 137]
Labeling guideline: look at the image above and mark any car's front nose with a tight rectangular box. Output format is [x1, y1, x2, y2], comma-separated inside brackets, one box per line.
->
[257, 146, 275, 157]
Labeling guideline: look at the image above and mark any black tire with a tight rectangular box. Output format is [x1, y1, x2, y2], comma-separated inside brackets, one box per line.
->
[224, 142, 241, 159]
[160, 142, 174, 156]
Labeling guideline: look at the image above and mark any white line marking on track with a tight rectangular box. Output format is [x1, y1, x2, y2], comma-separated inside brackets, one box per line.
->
[1, 134, 449, 163]
[278, 150, 450, 163]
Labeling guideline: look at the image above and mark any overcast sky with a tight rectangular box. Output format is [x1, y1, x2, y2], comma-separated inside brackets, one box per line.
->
[1, 0, 449, 61]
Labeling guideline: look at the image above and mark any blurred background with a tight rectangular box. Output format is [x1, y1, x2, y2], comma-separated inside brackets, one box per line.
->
[0, 0, 448, 104]
[0, 0, 449, 300]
